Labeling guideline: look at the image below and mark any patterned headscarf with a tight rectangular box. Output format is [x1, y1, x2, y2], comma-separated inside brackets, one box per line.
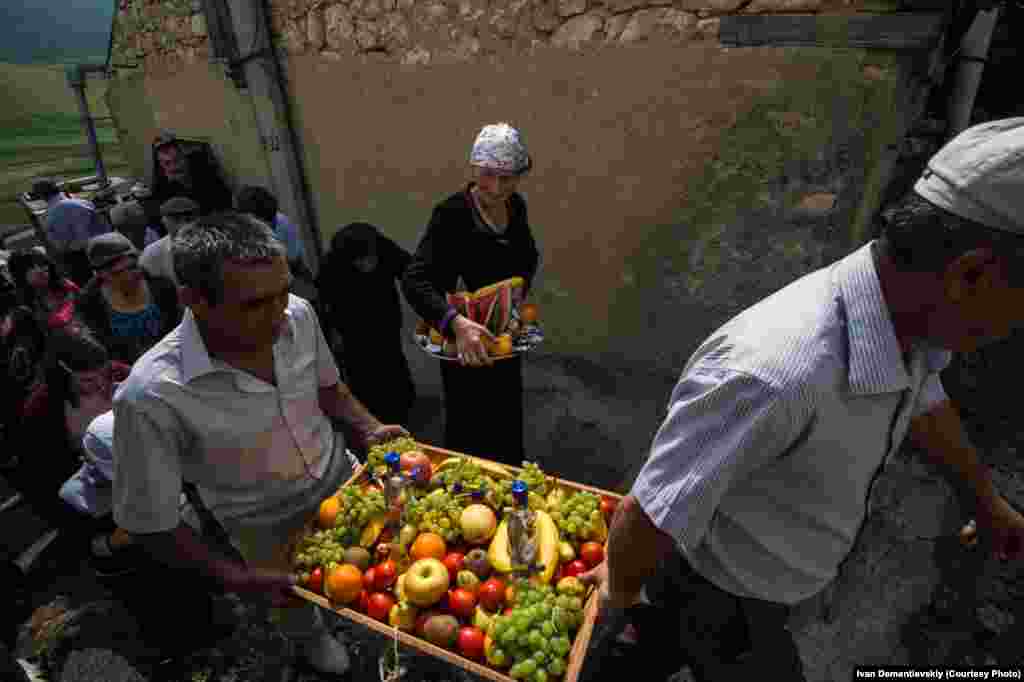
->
[469, 123, 532, 176]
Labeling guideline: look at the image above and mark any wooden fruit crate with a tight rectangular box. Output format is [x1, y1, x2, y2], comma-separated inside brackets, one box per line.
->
[291, 442, 621, 682]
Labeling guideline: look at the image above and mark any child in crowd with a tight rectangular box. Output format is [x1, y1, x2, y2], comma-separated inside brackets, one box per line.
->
[59, 409, 145, 578]
[7, 326, 130, 558]
[317, 222, 416, 426]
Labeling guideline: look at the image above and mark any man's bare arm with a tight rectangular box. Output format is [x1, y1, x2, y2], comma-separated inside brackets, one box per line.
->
[134, 523, 244, 585]
[908, 400, 998, 513]
[135, 524, 296, 597]
[318, 382, 381, 443]
[604, 494, 678, 608]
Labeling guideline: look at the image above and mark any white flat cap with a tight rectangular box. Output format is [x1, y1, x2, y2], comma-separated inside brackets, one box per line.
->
[914, 117, 1024, 234]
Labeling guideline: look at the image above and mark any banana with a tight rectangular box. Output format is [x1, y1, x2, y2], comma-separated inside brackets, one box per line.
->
[434, 456, 511, 480]
[487, 510, 561, 584]
[358, 514, 386, 548]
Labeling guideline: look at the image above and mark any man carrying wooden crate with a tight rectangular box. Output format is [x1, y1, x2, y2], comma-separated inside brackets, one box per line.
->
[110, 211, 408, 678]
[582, 118, 1024, 680]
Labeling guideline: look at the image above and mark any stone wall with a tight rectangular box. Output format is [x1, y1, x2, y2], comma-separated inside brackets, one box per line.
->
[111, 0, 925, 72]
[109, 0, 210, 69]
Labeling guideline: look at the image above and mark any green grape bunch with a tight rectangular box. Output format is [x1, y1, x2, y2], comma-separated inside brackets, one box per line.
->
[403, 488, 466, 543]
[294, 486, 387, 568]
[489, 461, 553, 511]
[294, 528, 345, 570]
[366, 436, 420, 471]
[549, 491, 602, 548]
[489, 579, 584, 681]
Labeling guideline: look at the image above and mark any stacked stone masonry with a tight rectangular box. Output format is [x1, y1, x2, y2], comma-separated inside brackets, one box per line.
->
[112, 0, 903, 72]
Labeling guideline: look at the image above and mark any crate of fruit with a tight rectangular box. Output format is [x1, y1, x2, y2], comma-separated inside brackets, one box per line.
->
[289, 439, 621, 682]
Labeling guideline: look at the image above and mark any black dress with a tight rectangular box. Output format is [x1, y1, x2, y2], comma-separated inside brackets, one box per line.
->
[402, 184, 540, 466]
[317, 232, 416, 426]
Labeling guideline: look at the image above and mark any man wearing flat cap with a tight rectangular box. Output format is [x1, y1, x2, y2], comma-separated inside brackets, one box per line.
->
[580, 117, 1024, 681]
[139, 197, 199, 286]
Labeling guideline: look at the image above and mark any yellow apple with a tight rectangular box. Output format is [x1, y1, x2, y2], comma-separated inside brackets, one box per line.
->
[403, 558, 450, 607]
[460, 504, 497, 545]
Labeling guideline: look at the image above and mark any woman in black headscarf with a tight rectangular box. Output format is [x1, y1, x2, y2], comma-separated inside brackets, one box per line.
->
[316, 223, 416, 426]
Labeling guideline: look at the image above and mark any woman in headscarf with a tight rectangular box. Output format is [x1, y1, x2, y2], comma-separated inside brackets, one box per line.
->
[317, 222, 416, 426]
[402, 123, 540, 466]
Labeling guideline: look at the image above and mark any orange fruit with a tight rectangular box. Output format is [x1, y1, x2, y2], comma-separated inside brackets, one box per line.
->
[495, 334, 513, 356]
[410, 532, 447, 562]
[429, 329, 444, 345]
[520, 303, 538, 324]
[325, 564, 363, 604]
[318, 495, 341, 529]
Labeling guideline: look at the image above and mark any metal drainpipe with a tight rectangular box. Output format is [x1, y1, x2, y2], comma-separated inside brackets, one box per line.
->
[219, 0, 324, 276]
[946, 3, 1003, 136]
[65, 63, 110, 188]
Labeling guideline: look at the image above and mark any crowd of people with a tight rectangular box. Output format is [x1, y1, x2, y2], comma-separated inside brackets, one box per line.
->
[0, 124, 541, 676]
[3, 114, 1024, 682]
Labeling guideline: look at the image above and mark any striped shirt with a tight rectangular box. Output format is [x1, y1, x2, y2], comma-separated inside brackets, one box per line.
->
[112, 295, 344, 535]
[632, 241, 951, 605]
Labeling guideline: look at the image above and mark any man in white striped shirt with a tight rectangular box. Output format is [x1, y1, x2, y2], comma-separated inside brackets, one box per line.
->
[582, 119, 1024, 681]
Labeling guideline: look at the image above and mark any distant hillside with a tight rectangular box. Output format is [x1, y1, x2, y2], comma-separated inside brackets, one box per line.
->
[0, 62, 109, 125]
[0, 1, 114, 66]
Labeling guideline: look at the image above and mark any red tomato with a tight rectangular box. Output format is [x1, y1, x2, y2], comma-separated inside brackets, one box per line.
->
[579, 542, 605, 569]
[503, 607, 513, 616]
[363, 567, 377, 592]
[457, 626, 486, 660]
[306, 566, 323, 594]
[442, 552, 465, 583]
[448, 588, 477, 620]
[367, 592, 396, 622]
[562, 560, 588, 579]
[600, 496, 618, 518]
[374, 560, 397, 591]
[357, 589, 370, 614]
[478, 578, 505, 613]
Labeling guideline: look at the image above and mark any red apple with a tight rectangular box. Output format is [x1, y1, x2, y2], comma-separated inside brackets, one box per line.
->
[478, 578, 505, 613]
[368, 592, 396, 622]
[357, 589, 370, 614]
[401, 450, 432, 484]
[600, 496, 618, 518]
[306, 566, 323, 593]
[457, 626, 486, 660]
[579, 542, 605, 569]
[363, 567, 377, 592]
[443, 552, 465, 583]
[416, 608, 443, 636]
[503, 607, 513, 616]
[374, 560, 398, 591]
[448, 588, 477, 621]
[562, 560, 588, 579]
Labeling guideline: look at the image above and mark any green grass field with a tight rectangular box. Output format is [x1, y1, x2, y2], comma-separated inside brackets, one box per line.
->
[0, 62, 131, 228]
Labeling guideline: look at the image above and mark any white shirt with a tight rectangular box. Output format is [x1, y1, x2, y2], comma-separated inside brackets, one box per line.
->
[139, 235, 178, 286]
[112, 295, 344, 534]
[632, 241, 950, 605]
